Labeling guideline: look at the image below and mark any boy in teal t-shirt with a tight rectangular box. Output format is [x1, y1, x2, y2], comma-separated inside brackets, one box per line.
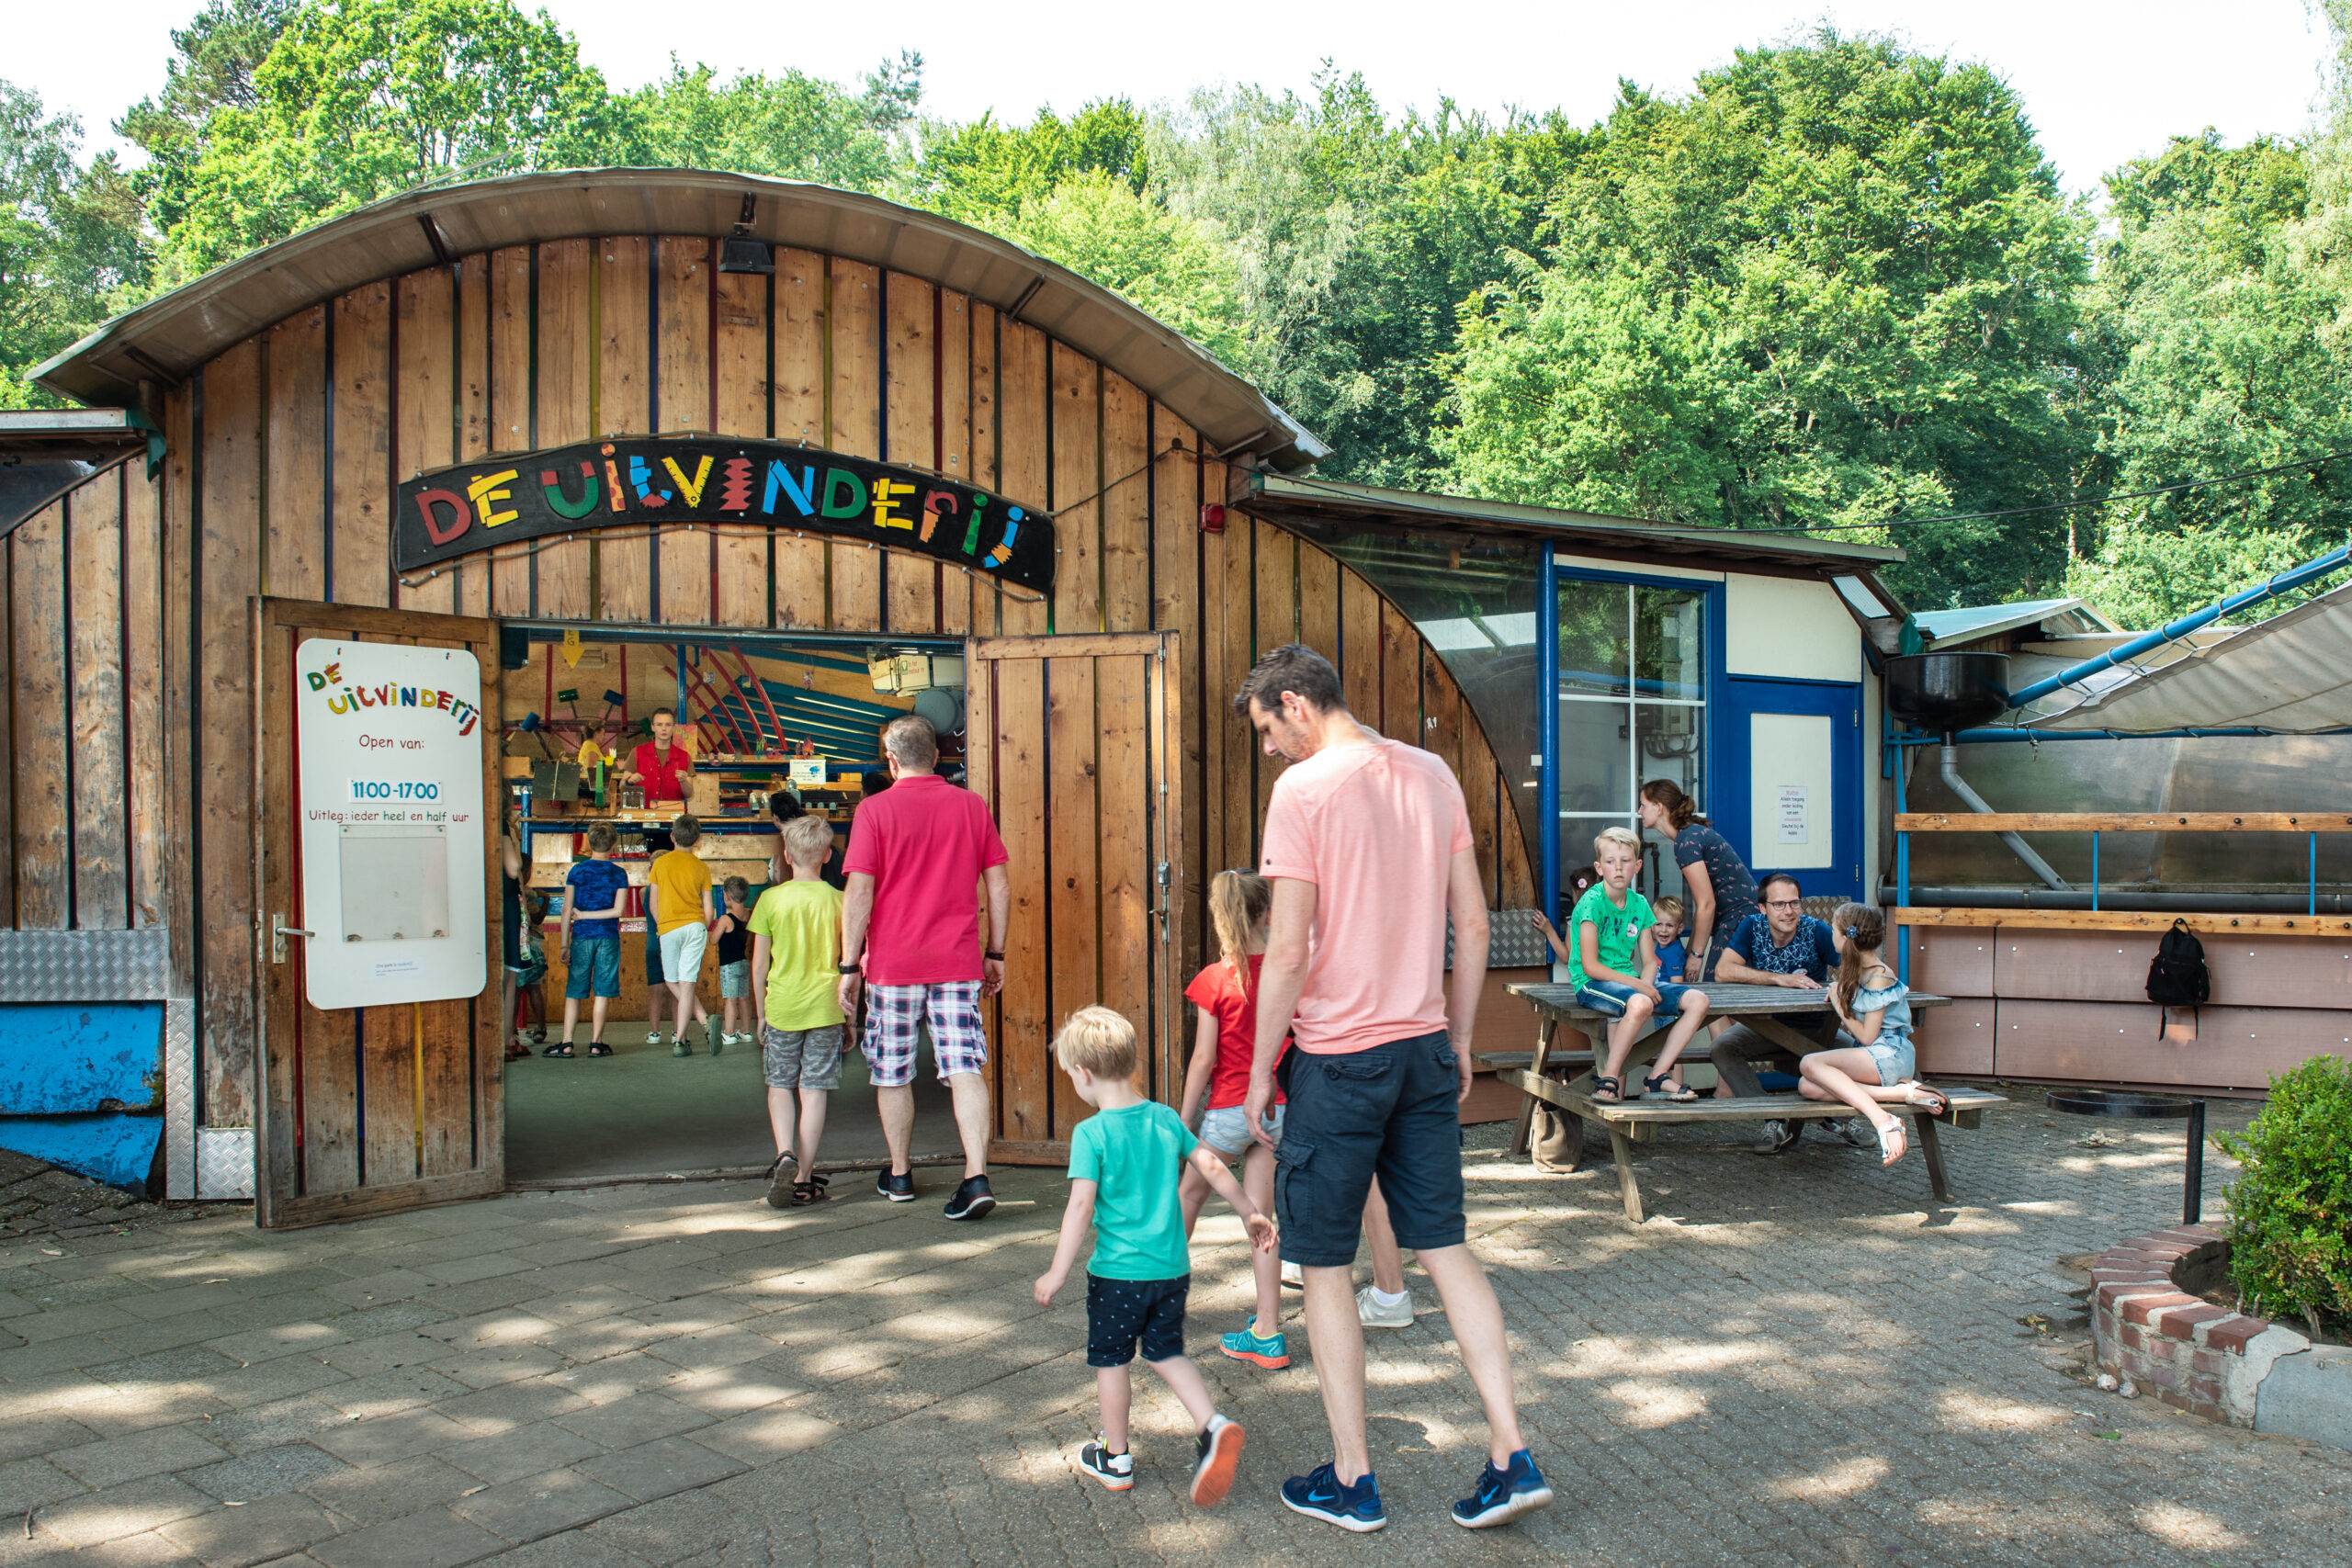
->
[1532, 825, 1711, 1104]
[1035, 1007, 1276, 1506]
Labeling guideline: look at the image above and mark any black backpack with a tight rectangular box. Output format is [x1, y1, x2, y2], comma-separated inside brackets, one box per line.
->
[2146, 920, 2210, 1024]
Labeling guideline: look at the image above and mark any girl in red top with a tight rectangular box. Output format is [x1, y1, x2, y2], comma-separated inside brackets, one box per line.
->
[1178, 869, 1290, 1369]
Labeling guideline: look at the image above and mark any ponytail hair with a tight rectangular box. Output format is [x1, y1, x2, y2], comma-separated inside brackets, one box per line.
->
[1209, 869, 1272, 997]
[1830, 901, 1887, 1018]
[1640, 778, 1704, 831]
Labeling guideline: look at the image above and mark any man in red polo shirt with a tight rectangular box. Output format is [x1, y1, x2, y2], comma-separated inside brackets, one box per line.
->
[836, 715, 1010, 1220]
[624, 707, 695, 807]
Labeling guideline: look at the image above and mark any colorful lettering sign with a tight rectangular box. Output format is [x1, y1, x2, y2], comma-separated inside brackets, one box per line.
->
[395, 439, 1056, 593]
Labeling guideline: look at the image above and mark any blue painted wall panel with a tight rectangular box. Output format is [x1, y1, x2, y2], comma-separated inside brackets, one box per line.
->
[0, 1002, 165, 1113]
[0, 1112, 161, 1192]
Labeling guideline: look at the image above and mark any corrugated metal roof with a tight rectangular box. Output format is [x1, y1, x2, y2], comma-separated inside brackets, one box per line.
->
[1915, 597, 2116, 646]
[1244, 472, 1906, 569]
[32, 168, 1328, 471]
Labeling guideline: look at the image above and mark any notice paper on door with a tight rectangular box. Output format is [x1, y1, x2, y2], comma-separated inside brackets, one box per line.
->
[1777, 784, 1810, 845]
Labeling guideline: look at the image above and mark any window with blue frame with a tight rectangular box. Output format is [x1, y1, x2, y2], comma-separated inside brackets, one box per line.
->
[1555, 575, 1712, 903]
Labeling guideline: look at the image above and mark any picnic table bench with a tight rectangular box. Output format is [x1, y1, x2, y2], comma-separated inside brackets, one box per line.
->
[1481, 982, 2006, 1222]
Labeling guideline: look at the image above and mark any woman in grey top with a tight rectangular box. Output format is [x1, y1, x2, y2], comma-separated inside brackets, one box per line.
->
[1638, 780, 1758, 981]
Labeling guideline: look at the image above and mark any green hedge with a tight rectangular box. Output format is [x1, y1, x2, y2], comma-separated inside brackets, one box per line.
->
[2215, 1055, 2352, 1335]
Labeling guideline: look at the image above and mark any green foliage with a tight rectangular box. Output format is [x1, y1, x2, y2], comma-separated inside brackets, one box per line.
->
[1440, 32, 2093, 609]
[2215, 1055, 2352, 1335]
[2066, 133, 2352, 626]
[1, 82, 149, 403]
[115, 0, 297, 243]
[627, 51, 918, 193]
[910, 99, 1148, 220]
[155, 0, 635, 279]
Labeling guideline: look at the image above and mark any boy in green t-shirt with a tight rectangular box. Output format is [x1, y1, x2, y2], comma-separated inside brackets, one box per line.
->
[1533, 825, 1710, 1104]
[747, 815, 845, 1208]
[1035, 1006, 1275, 1506]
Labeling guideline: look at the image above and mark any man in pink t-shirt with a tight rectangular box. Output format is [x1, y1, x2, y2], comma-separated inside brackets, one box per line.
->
[1237, 644, 1551, 1535]
[838, 715, 1011, 1221]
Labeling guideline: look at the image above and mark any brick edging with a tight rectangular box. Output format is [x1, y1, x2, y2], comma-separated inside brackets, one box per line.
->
[2088, 1224, 2286, 1425]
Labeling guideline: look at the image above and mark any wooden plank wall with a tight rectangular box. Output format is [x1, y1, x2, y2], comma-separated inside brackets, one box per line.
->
[30, 232, 1532, 1137]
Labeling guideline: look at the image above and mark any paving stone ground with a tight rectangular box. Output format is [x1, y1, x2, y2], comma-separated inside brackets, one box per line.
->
[0, 1086, 2345, 1567]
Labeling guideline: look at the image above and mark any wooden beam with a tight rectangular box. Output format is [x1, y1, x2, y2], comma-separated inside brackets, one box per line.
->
[1895, 905, 2352, 936]
[1898, 811, 2352, 834]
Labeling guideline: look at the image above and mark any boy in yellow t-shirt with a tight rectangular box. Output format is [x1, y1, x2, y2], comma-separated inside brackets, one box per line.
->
[749, 814, 846, 1207]
[648, 815, 717, 1057]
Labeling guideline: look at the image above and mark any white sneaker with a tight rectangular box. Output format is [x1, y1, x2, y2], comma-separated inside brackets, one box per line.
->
[1281, 1261, 1304, 1290]
[1357, 1284, 1414, 1328]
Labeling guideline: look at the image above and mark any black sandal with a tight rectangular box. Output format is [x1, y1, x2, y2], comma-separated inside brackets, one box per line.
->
[541, 1043, 574, 1058]
[1590, 1075, 1623, 1103]
[586, 1043, 613, 1057]
[790, 1179, 828, 1206]
[1643, 1073, 1698, 1102]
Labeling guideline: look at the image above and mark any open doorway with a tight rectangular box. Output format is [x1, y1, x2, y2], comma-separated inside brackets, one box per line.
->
[495, 625, 970, 1187]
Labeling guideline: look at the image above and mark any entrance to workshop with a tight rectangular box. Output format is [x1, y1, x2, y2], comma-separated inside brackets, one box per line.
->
[498, 622, 968, 1185]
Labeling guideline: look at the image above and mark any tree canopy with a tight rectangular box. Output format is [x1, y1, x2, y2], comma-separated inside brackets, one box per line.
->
[7, 3, 2352, 618]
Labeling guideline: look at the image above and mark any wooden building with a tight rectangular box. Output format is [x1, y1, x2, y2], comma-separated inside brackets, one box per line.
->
[3, 171, 1910, 1224]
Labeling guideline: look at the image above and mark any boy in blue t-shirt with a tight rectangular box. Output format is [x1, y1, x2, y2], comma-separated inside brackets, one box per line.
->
[1650, 895, 1689, 983]
[1035, 1006, 1275, 1506]
[554, 824, 631, 1058]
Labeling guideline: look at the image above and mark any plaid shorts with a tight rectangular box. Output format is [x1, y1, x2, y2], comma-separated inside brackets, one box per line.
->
[862, 979, 987, 1088]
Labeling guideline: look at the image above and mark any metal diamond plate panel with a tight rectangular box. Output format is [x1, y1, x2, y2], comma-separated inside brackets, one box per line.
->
[195, 1127, 254, 1201]
[1447, 909, 1550, 971]
[0, 930, 172, 1001]
[164, 998, 196, 1201]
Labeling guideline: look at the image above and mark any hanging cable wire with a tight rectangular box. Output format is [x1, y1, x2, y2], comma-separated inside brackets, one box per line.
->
[1782, 447, 2352, 534]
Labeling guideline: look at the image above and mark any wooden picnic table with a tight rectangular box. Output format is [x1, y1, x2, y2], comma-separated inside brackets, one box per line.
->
[1483, 982, 2004, 1222]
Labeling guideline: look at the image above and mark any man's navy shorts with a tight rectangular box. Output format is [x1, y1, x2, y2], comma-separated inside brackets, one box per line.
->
[1085, 1273, 1190, 1367]
[1272, 1029, 1465, 1268]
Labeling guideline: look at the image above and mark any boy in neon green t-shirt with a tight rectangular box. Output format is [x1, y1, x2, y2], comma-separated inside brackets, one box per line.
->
[748, 815, 845, 1207]
[1533, 825, 1710, 1103]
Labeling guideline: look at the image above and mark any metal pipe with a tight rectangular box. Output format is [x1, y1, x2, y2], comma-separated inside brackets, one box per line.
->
[1893, 725, 2352, 745]
[1886, 885, 2352, 916]
[2007, 539, 2352, 709]
[1939, 744, 2068, 891]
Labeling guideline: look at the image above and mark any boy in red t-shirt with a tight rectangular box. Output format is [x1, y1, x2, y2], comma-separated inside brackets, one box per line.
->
[1177, 870, 1291, 1369]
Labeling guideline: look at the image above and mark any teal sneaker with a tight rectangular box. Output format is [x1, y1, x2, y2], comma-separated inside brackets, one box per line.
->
[1218, 1323, 1289, 1369]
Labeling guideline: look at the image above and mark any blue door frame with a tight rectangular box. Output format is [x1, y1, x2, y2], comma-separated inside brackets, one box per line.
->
[1715, 675, 1864, 903]
[1536, 543, 1862, 914]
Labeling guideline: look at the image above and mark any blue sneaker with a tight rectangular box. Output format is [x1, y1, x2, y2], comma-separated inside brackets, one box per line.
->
[1218, 1323, 1289, 1369]
[1282, 1461, 1385, 1532]
[1451, 1449, 1554, 1529]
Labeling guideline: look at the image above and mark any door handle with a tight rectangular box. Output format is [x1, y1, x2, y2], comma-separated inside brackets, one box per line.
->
[271, 914, 315, 964]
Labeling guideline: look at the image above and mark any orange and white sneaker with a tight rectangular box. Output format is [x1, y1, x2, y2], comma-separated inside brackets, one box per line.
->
[1191, 1413, 1245, 1506]
[1080, 1438, 1134, 1491]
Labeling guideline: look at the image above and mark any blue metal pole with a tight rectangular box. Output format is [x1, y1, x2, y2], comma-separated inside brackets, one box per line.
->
[2090, 832, 2099, 912]
[1894, 745, 1910, 985]
[2007, 540, 2352, 709]
[1538, 545, 1559, 931]
[1888, 724, 2352, 745]
[2312, 833, 2319, 918]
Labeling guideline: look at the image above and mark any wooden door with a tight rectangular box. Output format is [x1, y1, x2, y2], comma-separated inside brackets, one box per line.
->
[254, 598, 504, 1227]
[966, 632, 1183, 1164]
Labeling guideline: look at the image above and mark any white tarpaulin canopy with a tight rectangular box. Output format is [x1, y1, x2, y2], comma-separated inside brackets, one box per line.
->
[2029, 578, 2352, 733]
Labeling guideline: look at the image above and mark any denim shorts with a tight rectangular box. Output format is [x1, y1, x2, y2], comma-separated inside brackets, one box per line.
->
[1198, 1103, 1283, 1157]
[719, 960, 751, 998]
[1860, 1034, 1917, 1086]
[1272, 1030, 1464, 1269]
[563, 936, 620, 999]
[1575, 977, 1695, 1020]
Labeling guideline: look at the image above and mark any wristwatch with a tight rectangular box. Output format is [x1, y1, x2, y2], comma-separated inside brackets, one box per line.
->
[836, 962, 861, 976]
[984, 950, 1005, 961]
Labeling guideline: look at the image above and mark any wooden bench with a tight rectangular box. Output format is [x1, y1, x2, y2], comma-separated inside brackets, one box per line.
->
[1496, 981, 2004, 1222]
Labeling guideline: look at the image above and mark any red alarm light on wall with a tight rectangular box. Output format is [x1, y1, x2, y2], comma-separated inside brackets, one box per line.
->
[1200, 503, 1227, 533]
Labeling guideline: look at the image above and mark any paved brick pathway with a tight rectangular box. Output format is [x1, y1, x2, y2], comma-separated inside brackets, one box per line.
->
[1, 1088, 2344, 1567]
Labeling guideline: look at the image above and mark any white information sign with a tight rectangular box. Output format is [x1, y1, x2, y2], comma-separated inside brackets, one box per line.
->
[295, 638, 488, 1010]
[1776, 784, 1811, 845]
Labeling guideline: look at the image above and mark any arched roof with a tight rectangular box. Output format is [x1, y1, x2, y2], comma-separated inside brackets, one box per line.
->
[33, 168, 1327, 470]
